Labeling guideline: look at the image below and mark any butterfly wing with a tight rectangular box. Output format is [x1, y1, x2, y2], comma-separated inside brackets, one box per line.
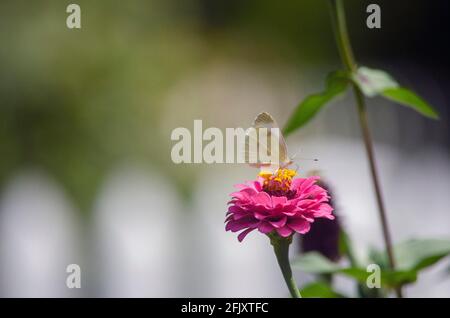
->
[243, 126, 271, 168]
[243, 112, 291, 172]
[254, 112, 291, 166]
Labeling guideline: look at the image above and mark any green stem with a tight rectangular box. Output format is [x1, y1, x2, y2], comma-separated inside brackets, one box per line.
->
[271, 236, 301, 298]
[328, 0, 403, 298]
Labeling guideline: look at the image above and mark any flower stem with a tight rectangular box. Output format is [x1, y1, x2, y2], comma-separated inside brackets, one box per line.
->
[270, 235, 302, 298]
[328, 0, 403, 298]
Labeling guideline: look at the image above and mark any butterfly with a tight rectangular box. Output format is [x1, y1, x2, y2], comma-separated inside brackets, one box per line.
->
[244, 112, 294, 174]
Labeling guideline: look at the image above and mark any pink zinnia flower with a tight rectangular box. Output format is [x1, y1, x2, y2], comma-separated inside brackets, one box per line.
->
[226, 169, 334, 242]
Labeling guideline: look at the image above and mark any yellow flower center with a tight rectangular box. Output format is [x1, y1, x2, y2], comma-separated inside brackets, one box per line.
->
[259, 168, 297, 193]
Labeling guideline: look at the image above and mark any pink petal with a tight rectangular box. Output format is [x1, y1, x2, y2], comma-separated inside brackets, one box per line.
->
[253, 192, 272, 206]
[276, 226, 293, 237]
[258, 222, 274, 234]
[313, 204, 334, 219]
[292, 176, 319, 193]
[238, 228, 256, 242]
[227, 205, 243, 213]
[254, 211, 269, 220]
[271, 196, 287, 207]
[225, 221, 243, 232]
[288, 218, 311, 234]
[268, 216, 287, 228]
[225, 216, 258, 232]
[250, 181, 263, 192]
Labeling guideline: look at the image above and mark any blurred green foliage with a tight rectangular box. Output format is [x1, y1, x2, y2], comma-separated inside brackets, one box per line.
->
[0, 0, 340, 212]
[293, 238, 450, 297]
[0, 0, 437, 213]
[0, 1, 206, 211]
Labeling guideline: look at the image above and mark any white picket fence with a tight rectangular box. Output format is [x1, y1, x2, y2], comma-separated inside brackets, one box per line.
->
[0, 138, 449, 297]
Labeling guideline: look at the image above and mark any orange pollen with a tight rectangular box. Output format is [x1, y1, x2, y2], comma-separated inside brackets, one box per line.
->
[259, 168, 297, 193]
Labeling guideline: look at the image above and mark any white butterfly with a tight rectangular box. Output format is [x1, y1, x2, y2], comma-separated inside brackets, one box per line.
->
[244, 112, 294, 174]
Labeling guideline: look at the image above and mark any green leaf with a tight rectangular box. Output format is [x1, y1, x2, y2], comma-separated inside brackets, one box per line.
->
[292, 251, 418, 289]
[283, 71, 349, 135]
[291, 252, 341, 274]
[338, 228, 360, 268]
[372, 239, 450, 272]
[393, 239, 450, 271]
[338, 267, 370, 283]
[381, 87, 439, 119]
[368, 246, 389, 270]
[340, 267, 417, 288]
[352, 66, 439, 119]
[300, 282, 346, 298]
[352, 66, 399, 97]
[365, 238, 450, 287]
[338, 228, 350, 257]
[382, 270, 418, 287]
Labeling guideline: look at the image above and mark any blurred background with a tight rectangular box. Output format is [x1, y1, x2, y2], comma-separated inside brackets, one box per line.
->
[0, 0, 449, 297]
